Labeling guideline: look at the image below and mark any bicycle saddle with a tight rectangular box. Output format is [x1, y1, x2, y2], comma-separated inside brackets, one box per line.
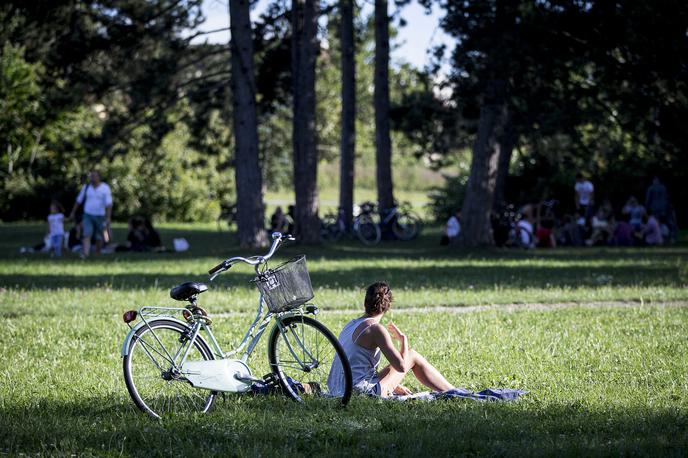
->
[170, 282, 208, 301]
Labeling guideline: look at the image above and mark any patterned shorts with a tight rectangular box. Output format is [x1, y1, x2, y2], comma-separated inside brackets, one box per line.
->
[354, 379, 381, 396]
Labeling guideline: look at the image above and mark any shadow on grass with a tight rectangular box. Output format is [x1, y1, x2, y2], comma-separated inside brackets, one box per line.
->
[2, 223, 687, 263]
[1, 395, 686, 456]
[0, 262, 682, 291]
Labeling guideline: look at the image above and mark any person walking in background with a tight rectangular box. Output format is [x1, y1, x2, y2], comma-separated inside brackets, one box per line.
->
[68, 170, 113, 258]
[645, 177, 669, 220]
[644, 176, 677, 242]
[47, 200, 65, 257]
[574, 173, 594, 221]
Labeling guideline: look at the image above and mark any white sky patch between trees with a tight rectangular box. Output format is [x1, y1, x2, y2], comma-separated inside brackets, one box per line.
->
[191, 0, 453, 72]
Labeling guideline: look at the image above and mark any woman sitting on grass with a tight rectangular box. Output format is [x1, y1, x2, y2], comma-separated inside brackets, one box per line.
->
[327, 281, 454, 397]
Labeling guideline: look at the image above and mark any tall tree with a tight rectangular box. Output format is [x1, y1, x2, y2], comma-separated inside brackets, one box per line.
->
[445, 0, 516, 246]
[339, 0, 356, 230]
[229, 0, 267, 248]
[292, 0, 320, 243]
[492, 112, 515, 211]
[460, 80, 507, 246]
[374, 0, 395, 212]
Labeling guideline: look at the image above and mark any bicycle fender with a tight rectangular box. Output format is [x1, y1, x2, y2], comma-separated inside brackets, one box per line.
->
[121, 317, 189, 357]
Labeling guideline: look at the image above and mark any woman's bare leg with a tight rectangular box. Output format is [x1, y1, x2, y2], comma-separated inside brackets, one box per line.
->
[378, 365, 407, 397]
[378, 350, 453, 396]
[408, 350, 453, 392]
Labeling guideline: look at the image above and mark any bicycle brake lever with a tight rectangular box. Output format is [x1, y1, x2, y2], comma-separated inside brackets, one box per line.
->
[209, 263, 231, 281]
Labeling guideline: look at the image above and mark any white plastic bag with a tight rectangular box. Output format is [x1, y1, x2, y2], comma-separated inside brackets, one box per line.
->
[173, 238, 190, 252]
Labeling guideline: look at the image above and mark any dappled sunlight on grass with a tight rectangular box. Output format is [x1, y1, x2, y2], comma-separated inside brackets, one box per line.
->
[1, 223, 687, 455]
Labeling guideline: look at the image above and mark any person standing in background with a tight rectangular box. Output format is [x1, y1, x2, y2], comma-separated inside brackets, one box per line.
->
[645, 177, 669, 220]
[69, 170, 113, 258]
[574, 173, 594, 221]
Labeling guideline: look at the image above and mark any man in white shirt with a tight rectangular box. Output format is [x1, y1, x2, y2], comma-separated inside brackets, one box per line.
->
[69, 170, 113, 257]
[574, 173, 594, 220]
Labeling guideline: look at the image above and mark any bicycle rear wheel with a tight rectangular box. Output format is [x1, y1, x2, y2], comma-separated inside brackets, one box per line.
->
[123, 319, 216, 419]
[354, 216, 381, 245]
[268, 315, 352, 406]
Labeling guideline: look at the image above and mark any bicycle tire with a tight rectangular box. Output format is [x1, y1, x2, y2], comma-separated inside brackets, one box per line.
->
[320, 222, 343, 243]
[392, 212, 421, 241]
[267, 315, 352, 406]
[354, 216, 381, 245]
[123, 319, 217, 419]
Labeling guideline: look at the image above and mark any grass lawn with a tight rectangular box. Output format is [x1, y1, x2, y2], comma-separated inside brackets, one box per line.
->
[1, 223, 687, 456]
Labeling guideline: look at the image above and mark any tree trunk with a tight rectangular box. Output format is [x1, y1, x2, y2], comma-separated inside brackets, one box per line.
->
[338, 0, 356, 230]
[460, 80, 508, 247]
[229, 0, 267, 248]
[374, 0, 394, 212]
[493, 112, 515, 211]
[292, 0, 320, 244]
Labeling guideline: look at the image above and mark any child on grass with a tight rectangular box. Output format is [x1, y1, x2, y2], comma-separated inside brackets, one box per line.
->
[47, 200, 65, 257]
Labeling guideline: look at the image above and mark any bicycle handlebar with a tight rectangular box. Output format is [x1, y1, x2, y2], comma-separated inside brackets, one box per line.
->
[208, 232, 295, 279]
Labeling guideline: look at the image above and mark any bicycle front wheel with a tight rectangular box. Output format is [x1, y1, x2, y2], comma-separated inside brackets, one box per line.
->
[123, 319, 217, 419]
[392, 212, 421, 240]
[268, 315, 352, 406]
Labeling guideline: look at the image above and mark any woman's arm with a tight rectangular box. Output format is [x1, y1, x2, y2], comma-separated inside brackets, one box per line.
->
[373, 323, 411, 373]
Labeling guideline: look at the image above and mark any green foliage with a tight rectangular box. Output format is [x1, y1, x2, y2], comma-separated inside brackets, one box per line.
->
[103, 121, 230, 222]
[0, 43, 42, 163]
[427, 173, 468, 222]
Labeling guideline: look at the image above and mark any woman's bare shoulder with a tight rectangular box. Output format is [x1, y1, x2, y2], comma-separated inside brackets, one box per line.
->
[354, 320, 386, 347]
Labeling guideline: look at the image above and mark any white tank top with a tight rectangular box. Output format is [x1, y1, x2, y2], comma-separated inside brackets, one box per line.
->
[327, 317, 381, 396]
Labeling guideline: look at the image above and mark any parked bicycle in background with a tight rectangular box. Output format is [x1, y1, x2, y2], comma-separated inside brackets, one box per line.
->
[320, 202, 422, 246]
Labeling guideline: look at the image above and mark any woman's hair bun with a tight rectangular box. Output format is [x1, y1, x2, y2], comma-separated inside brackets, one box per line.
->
[364, 282, 393, 315]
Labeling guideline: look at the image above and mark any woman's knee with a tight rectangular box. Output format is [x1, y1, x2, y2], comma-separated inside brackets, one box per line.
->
[408, 349, 428, 366]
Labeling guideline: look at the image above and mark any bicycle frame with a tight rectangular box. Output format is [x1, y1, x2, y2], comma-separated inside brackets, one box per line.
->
[121, 292, 317, 386]
[122, 231, 325, 393]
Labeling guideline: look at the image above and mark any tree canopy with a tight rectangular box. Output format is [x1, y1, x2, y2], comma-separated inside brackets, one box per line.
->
[1, 0, 685, 230]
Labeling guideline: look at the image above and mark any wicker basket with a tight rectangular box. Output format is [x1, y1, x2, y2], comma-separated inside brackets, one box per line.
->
[255, 255, 314, 313]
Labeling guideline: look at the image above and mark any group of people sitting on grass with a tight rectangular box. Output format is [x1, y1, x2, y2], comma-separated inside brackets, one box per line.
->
[512, 198, 672, 248]
[444, 175, 677, 248]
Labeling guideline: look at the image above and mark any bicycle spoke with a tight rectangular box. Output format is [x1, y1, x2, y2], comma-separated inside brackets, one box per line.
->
[273, 318, 346, 402]
[126, 323, 214, 417]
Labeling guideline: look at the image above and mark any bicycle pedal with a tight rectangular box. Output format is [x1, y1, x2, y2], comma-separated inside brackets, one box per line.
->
[262, 373, 280, 386]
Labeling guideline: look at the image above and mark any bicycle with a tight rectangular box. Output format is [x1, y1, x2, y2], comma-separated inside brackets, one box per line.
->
[353, 201, 422, 245]
[353, 202, 382, 245]
[320, 209, 346, 243]
[386, 202, 423, 241]
[120, 232, 353, 419]
[317, 206, 380, 246]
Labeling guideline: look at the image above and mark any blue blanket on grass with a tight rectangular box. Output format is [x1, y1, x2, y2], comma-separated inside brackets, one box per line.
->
[251, 378, 525, 402]
[390, 388, 526, 402]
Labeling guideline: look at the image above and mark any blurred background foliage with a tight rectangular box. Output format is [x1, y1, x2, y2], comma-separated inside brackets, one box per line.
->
[1, 1, 686, 224]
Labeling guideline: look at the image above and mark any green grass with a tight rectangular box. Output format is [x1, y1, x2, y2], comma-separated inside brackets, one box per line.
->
[1, 223, 687, 456]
